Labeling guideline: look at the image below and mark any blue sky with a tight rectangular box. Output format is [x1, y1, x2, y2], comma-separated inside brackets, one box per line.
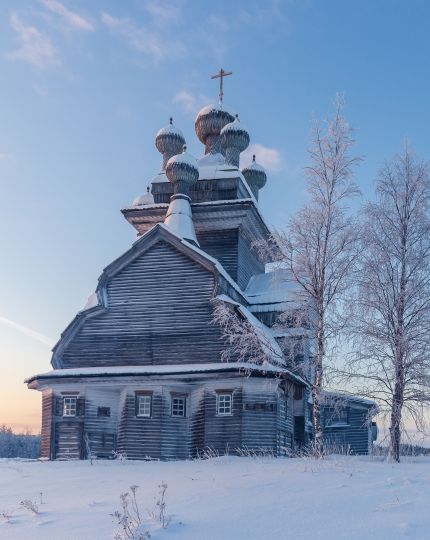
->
[1, 0, 430, 431]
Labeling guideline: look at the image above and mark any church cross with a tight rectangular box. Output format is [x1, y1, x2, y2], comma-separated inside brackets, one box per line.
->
[211, 68, 233, 105]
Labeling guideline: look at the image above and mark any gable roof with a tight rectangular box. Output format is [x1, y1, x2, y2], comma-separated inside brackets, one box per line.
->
[51, 223, 248, 368]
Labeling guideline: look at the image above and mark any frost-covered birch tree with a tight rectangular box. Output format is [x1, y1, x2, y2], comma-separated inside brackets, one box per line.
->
[345, 146, 430, 462]
[215, 96, 361, 456]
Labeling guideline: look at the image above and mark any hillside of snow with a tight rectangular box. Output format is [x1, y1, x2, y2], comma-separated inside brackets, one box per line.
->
[0, 455, 429, 539]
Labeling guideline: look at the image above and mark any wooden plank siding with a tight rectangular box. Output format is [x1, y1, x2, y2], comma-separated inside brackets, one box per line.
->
[237, 231, 265, 290]
[41, 390, 54, 459]
[203, 383, 243, 454]
[60, 241, 226, 368]
[241, 383, 277, 452]
[198, 229, 239, 283]
[322, 405, 372, 455]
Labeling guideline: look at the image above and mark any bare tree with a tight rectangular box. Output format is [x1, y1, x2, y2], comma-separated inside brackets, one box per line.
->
[215, 96, 361, 456]
[345, 145, 430, 462]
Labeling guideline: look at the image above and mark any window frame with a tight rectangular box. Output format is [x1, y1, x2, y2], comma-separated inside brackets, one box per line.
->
[171, 395, 187, 418]
[97, 406, 111, 418]
[216, 392, 233, 417]
[136, 393, 153, 418]
[324, 405, 350, 427]
[63, 396, 77, 417]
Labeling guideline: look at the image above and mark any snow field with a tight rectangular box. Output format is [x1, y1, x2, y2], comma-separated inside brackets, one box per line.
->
[0, 455, 429, 540]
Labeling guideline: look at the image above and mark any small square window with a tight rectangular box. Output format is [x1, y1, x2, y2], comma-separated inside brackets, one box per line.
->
[137, 394, 152, 417]
[171, 397, 186, 417]
[97, 407, 111, 417]
[63, 397, 77, 417]
[216, 393, 233, 416]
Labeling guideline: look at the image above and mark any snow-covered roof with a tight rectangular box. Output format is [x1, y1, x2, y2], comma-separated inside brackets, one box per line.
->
[245, 269, 299, 305]
[25, 361, 298, 385]
[322, 390, 377, 408]
[217, 294, 284, 362]
[164, 197, 199, 245]
[82, 292, 99, 311]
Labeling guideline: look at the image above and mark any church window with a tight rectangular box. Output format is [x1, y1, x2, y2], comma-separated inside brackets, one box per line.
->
[171, 396, 186, 417]
[136, 394, 152, 417]
[216, 392, 233, 416]
[97, 406, 111, 417]
[63, 396, 77, 417]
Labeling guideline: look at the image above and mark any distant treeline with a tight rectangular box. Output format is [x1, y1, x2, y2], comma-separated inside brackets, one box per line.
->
[374, 443, 430, 457]
[0, 425, 40, 458]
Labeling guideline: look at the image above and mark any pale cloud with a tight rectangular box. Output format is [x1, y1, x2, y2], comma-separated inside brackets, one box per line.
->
[40, 0, 94, 32]
[6, 12, 61, 70]
[172, 90, 211, 115]
[145, 0, 181, 23]
[241, 143, 283, 173]
[0, 315, 53, 348]
[101, 12, 185, 63]
[0, 152, 14, 161]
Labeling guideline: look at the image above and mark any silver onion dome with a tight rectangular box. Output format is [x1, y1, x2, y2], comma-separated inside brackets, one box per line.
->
[241, 155, 267, 200]
[155, 117, 186, 170]
[195, 103, 235, 155]
[132, 186, 154, 207]
[165, 145, 199, 195]
[220, 115, 250, 167]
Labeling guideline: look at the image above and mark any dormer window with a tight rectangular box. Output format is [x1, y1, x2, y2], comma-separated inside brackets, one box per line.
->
[63, 396, 77, 417]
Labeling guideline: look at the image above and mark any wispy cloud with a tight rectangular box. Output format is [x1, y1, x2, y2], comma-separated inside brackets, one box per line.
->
[6, 12, 61, 70]
[172, 90, 211, 115]
[0, 315, 54, 348]
[145, 0, 182, 23]
[101, 11, 185, 63]
[40, 0, 94, 32]
[241, 143, 283, 173]
[0, 152, 14, 161]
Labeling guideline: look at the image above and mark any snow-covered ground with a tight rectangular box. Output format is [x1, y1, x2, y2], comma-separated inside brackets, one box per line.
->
[0, 455, 429, 540]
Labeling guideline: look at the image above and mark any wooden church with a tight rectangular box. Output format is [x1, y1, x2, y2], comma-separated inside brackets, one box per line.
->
[26, 76, 376, 460]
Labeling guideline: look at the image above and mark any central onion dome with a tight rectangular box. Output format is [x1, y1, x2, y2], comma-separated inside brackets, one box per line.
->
[155, 117, 186, 170]
[241, 155, 267, 200]
[195, 103, 235, 155]
[220, 114, 250, 167]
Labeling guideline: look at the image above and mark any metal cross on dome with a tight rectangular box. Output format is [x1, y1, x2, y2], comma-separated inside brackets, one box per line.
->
[211, 68, 233, 105]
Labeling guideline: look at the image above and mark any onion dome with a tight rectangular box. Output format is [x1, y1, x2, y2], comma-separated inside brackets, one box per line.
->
[165, 145, 199, 195]
[164, 146, 199, 245]
[241, 155, 267, 200]
[132, 186, 154, 207]
[195, 103, 235, 155]
[155, 117, 186, 170]
[220, 114, 250, 167]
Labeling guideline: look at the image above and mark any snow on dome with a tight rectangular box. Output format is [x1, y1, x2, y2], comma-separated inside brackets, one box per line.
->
[155, 117, 186, 170]
[220, 115, 250, 167]
[132, 186, 154, 207]
[241, 154, 267, 200]
[166, 148, 198, 169]
[195, 103, 235, 154]
[166, 146, 199, 188]
[155, 118, 185, 141]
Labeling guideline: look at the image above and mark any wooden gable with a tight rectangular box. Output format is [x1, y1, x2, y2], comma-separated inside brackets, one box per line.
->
[53, 226, 226, 369]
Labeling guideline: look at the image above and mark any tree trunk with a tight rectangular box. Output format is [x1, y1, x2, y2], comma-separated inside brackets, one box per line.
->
[312, 315, 324, 457]
[389, 383, 403, 462]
